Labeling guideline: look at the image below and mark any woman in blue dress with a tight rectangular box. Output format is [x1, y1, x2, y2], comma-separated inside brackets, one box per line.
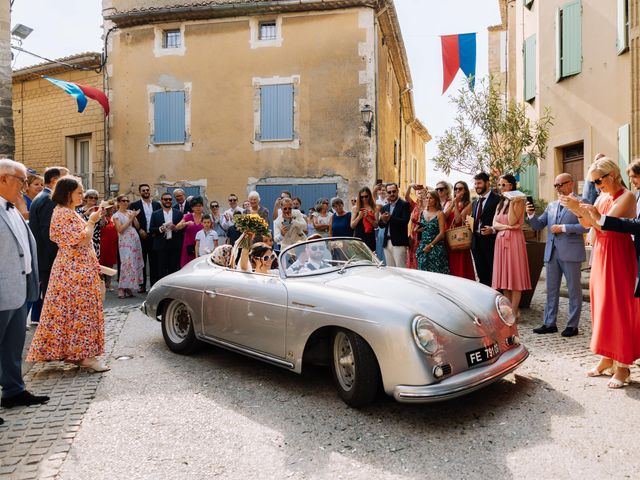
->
[416, 190, 449, 273]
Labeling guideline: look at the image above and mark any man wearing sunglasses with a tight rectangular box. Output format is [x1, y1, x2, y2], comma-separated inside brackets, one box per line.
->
[527, 173, 587, 337]
[378, 183, 411, 267]
[221, 193, 244, 234]
[274, 198, 307, 249]
[149, 193, 185, 281]
[302, 242, 332, 272]
[130, 184, 161, 292]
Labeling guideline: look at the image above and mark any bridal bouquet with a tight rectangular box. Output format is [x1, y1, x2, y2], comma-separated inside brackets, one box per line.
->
[235, 213, 270, 248]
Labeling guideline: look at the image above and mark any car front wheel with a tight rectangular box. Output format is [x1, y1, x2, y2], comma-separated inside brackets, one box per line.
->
[331, 329, 380, 408]
[161, 300, 201, 355]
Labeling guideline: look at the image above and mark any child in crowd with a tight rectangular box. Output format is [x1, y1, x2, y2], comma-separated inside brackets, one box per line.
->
[195, 214, 219, 257]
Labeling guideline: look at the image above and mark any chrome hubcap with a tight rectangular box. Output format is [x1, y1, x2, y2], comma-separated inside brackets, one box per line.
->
[334, 332, 355, 391]
[165, 302, 191, 343]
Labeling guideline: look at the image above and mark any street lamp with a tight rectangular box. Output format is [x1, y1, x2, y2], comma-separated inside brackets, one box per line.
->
[361, 104, 373, 137]
[11, 24, 33, 41]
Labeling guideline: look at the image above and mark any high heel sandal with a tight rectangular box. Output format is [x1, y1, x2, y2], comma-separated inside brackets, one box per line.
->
[78, 358, 110, 373]
[586, 364, 614, 377]
[608, 368, 631, 389]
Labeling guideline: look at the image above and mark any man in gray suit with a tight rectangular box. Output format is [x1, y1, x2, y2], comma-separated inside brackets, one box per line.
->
[0, 160, 49, 424]
[527, 173, 588, 337]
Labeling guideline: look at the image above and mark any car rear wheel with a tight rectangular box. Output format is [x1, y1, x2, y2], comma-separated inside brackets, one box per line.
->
[331, 329, 380, 408]
[162, 300, 201, 355]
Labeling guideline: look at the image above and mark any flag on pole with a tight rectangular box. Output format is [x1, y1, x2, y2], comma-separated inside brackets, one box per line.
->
[44, 76, 110, 115]
[441, 33, 476, 94]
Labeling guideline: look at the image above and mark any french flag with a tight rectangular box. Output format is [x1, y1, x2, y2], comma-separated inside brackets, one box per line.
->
[441, 33, 476, 94]
[44, 76, 110, 116]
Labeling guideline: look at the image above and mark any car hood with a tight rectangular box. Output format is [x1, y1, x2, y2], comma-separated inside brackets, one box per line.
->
[323, 267, 500, 338]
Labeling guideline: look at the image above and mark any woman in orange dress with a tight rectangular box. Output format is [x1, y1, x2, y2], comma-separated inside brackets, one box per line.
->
[562, 157, 639, 388]
[446, 181, 475, 280]
[491, 174, 531, 320]
[26, 176, 109, 372]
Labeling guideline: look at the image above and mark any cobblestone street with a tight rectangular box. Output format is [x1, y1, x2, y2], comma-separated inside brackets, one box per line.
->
[1, 282, 639, 479]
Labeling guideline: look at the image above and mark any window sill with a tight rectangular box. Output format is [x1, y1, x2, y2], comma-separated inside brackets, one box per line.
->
[253, 138, 299, 151]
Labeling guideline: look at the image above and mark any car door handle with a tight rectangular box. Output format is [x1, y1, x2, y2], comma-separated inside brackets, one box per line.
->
[205, 289, 216, 298]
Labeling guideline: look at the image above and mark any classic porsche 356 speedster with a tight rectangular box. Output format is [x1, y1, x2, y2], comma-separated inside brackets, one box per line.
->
[141, 237, 528, 407]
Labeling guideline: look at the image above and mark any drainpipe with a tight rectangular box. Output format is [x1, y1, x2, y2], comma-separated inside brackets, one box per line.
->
[373, 8, 380, 184]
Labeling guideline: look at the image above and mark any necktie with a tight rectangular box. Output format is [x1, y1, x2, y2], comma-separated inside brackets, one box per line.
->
[475, 197, 485, 232]
[6, 201, 14, 210]
[556, 204, 564, 223]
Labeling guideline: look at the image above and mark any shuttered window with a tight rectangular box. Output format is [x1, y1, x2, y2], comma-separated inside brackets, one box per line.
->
[153, 91, 186, 144]
[259, 84, 294, 141]
[617, 0, 630, 54]
[556, 0, 582, 80]
[619, 124, 631, 186]
[524, 34, 536, 102]
[519, 157, 539, 198]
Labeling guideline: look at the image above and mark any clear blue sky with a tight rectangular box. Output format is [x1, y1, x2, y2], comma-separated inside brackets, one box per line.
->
[11, 0, 500, 185]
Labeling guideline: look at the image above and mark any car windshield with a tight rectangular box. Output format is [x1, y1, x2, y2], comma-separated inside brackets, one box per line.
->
[281, 238, 378, 277]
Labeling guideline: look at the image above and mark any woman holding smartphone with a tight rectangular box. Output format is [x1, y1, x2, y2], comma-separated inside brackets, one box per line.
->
[350, 186, 378, 252]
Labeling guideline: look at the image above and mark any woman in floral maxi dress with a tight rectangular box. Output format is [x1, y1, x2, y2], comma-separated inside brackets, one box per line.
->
[416, 191, 449, 273]
[112, 194, 144, 299]
[27, 176, 109, 372]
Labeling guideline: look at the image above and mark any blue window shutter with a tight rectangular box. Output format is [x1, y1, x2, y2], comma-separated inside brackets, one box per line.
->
[519, 156, 539, 198]
[561, 0, 582, 77]
[524, 34, 536, 102]
[260, 84, 294, 141]
[154, 91, 186, 144]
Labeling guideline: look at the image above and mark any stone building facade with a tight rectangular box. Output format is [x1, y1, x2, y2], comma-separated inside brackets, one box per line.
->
[12, 53, 107, 193]
[489, 0, 632, 202]
[102, 0, 429, 207]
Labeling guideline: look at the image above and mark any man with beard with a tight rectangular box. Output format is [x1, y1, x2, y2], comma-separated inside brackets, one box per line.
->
[470, 172, 500, 286]
[130, 184, 161, 291]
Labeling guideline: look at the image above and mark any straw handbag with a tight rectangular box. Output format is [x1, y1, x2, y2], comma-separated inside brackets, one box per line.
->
[445, 225, 472, 251]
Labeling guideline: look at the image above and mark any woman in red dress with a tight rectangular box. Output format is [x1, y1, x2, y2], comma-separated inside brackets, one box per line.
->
[446, 181, 475, 280]
[562, 157, 639, 388]
[99, 202, 118, 291]
[404, 183, 427, 269]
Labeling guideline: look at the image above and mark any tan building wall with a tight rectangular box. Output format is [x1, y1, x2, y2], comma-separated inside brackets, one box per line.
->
[491, 0, 631, 202]
[12, 54, 106, 193]
[103, 0, 428, 202]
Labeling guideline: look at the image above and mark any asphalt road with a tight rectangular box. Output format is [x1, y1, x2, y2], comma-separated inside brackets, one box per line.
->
[57, 301, 640, 480]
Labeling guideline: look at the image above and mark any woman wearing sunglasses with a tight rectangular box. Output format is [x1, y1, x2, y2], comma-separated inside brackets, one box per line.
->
[350, 186, 378, 252]
[561, 157, 639, 389]
[491, 174, 531, 320]
[237, 241, 277, 275]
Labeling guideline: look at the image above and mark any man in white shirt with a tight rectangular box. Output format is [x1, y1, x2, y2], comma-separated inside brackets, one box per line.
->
[149, 193, 184, 281]
[274, 198, 307, 249]
[0, 159, 50, 420]
[130, 184, 161, 292]
[221, 193, 243, 231]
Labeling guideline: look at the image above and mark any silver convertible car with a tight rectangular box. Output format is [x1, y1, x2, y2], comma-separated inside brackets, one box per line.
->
[141, 237, 528, 407]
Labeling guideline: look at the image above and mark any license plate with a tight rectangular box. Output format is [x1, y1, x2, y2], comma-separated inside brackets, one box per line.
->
[465, 343, 500, 367]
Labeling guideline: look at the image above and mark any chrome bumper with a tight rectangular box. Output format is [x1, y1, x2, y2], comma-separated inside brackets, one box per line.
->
[393, 344, 529, 403]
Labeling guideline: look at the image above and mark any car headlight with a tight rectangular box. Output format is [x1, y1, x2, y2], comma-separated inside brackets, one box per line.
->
[412, 316, 441, 355]
[496, 295, 516, 326]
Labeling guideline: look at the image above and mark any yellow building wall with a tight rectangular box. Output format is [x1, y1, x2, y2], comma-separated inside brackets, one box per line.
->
[514, 0, 630, 201]
[13, 70, 106, 193]
[107, 9, 380, 200]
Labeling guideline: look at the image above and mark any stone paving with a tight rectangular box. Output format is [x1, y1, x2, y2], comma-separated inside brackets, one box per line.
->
[0, 281, 635, 479]
[0, 305, 137, 479]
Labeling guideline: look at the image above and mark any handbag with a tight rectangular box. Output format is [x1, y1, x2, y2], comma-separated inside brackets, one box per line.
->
[445, 225, 472, 251]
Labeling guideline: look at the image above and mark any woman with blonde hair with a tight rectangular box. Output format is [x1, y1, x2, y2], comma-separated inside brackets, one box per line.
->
[562, 157, 639, 388]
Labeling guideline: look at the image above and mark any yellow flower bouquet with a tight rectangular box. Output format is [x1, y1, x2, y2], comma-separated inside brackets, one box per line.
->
[235, 213, 270, 248]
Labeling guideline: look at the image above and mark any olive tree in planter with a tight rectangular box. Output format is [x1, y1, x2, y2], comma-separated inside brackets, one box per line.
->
[433, 77, 553, 308]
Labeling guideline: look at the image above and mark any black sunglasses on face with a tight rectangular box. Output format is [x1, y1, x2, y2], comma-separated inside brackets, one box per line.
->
[387, 190, 398, 194]
[228, 198, 237, 202]
[282, 207, 292, 211]
[553, 181, 571, 189]
[454, 187, 464, 191]
[162, 198, 172, 202]
[210, 204, 219, 208]
[593, 173, 610, 185]
[140, 189, 150, 192]
[435, 187, 445, 192]
[360, 195, 369, 199]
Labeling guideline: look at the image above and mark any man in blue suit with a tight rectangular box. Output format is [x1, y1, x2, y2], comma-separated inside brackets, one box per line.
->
[0, 160, 49, 425]
[149, 192, 184, 280]
[527, 173, 587, 337]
